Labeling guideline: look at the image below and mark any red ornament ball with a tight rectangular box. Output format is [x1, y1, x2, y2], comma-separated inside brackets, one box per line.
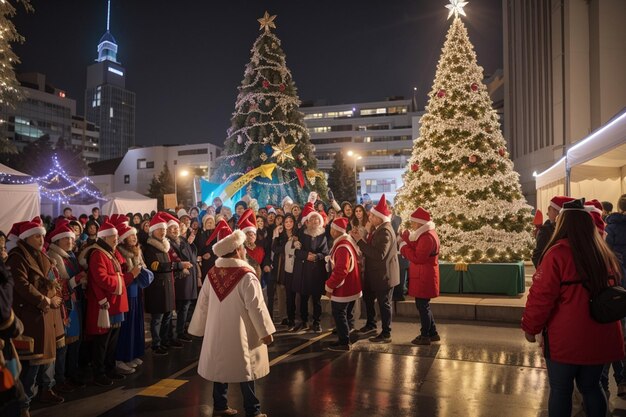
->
[279, 84, 286, 92]
[471, 83, 479, 92]
[437, 89, 446, 98]
[469, 154, 478, 163]
[411, 163, 419, 172]
[262, 80, 270, 89]
[498, 148, 506, 157]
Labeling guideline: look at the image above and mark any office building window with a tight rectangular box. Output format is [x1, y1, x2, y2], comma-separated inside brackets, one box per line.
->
[365, 178, 396, 193]
[303, 113, 323, 120]
[137, 158, 154, 169]
[360, 108, 387, 116]
[178, 148, 208, 156]
[124, 175, 130, 184]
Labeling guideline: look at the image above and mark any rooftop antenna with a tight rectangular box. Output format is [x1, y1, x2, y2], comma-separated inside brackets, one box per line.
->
[106, 0, 111, 31]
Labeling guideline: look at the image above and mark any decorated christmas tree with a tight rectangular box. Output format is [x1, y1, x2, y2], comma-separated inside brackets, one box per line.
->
[395, 1, 534, 263]
[213, 12, 326, 205]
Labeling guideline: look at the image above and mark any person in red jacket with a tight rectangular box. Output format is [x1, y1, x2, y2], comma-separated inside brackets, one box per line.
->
[522, 198, 624, 417]
[399, 207, 441, 346]
[84, 221, 140, 387]
[325, 217, 362, 352]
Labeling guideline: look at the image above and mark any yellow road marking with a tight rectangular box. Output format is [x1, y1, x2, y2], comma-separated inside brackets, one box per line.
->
[138, 378, 188, 398]
[269, 331, 331, 366]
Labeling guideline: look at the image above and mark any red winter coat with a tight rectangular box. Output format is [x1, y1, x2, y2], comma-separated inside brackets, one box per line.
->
[399, 226, 440, 299]
[85, 243, 133, 335]
[522, 239, 624, 364]
[325, 235, 362, 303]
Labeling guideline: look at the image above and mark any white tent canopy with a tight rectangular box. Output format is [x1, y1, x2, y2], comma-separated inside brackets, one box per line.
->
[535, 109, 626, 210]
[0, 164, 40, 234]
[101, 190, 157, 216]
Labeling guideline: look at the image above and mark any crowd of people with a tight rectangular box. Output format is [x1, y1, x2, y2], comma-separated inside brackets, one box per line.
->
[0, 190, 443, 417]
[1, 189, 625, 417]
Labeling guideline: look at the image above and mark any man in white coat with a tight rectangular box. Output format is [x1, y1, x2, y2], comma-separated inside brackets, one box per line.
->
[189, 223, 275, 417]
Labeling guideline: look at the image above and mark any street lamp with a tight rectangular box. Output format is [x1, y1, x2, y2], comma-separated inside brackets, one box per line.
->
[174, 167, 189, 206]
[346, 151, 362, 203]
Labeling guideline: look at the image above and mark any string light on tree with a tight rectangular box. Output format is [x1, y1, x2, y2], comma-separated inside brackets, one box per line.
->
[394, 1, 534, 263]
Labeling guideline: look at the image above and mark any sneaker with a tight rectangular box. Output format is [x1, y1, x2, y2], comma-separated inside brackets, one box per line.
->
[116, 361, 136, 375]
[169, 339, 184, 349]
[130, 358, 144, 367]
[178, 334, 193, 343]
[106, 371, 126, 381]
[54, 381, 76, 393]
[618, 383, 626, 397]
[213, 407, 238, 416]
[93, 375, 113, 387]
[312, 323, 322, 333]
[295, 322, 310, 332]
[153, 346, 169, 356]
[357, 325, 377, 336]
[411, 335, 431, 345]
[429, 334, 441, 342]
[38, 388, 64, 405]
[369, 332, 392, 344]
[326, 342, 351, 352]
[287, 321, 297, 331]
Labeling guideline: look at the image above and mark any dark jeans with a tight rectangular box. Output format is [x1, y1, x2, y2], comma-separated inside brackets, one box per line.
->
[331, 301, 355, 345]
[363, 287, 394, 334]
[151, 312, 172, 348]
[174, 300, 191, 339]
[54, 345, 67, 385]
[65, 341, 81, 383]
[415, 298, 438, 337]
[299, 293, 322, 325]
[213, 380, 260, 417]
[266, 279, 277, 320]
[545, 358, 606, 417]
[19, 361, 51, 409]
[92, 326, 121, 377]
[286, 289, 297, 322]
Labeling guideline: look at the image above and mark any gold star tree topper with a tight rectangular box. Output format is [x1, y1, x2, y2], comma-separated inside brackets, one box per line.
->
[271, 137, 296, 163]
[446, 0, 468, 19]
[258, 11, 277, 32]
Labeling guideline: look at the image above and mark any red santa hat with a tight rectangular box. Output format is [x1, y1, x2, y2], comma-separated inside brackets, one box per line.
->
[585, 199, 603, 215]
[589, 211, 606, 235]
[550, 196, 575, 211]
[48, 224, 75, 243]
[162, 212, 180, 228]
[410, 207, 431, 224]
[237, 208, 257, 234]
[212, 224, 246, 257]
[117, 222, 137, 242]
[370, 194, 392, 223]
[331, 217, 349, 234]
[205, 219, 232, 245]
[149, 212, 168, 233]
[97, 221, 118, 238]
[301, 202, 323, 224]
[8, 221, 29, 241]
[18, 217, 47, 240]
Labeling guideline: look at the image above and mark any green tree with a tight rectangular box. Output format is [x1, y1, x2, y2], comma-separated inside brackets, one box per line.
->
[327, 151, 356, 204]
[0, 0, 32, 154]
[212, 12, 326, 206]
[394, 12, 533, 263]
[147, 163, 175, 210]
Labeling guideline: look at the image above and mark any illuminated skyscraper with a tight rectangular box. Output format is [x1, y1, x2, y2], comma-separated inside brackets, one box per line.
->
[85, 0, 135, 160]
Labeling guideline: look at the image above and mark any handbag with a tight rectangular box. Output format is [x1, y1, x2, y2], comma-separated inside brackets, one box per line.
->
[588, 285, 626, 324]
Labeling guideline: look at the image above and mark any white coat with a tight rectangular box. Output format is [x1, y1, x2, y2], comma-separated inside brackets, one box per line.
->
[188, 256, 276, 383]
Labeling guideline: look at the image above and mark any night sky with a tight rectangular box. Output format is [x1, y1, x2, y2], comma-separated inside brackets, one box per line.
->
[12, 0, 503, 147]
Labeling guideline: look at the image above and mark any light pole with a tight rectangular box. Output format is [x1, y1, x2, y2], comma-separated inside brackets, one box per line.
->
[346, 150, 362, 203]
[174, 167, 189, 206]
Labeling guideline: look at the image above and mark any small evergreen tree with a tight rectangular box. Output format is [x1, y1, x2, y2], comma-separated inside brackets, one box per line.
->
[327, 151, 356, 204]
[212, 12, 326, 205]
[394, 6, 533, 263]
[159, 164, 175, 195]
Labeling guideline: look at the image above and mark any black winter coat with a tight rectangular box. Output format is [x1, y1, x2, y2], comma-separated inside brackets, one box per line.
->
[143, 237, 178, 314]
[168, 237, 199, 301]
[292, 228, 329, 296]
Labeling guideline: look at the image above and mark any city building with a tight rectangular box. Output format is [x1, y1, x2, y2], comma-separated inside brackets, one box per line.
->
[300, 98, 422, 203]
[503, 0, 626, 206]
[71, 116, 100, 164]
[90, 143, 221, 206]
[84, 1, 136, 160]
[1, 72, 75, 150]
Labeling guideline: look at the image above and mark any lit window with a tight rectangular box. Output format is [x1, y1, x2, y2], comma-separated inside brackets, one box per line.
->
[312, 127, 331, 133]
[303, 113, 323, 120]
[109, 107, 114, 118]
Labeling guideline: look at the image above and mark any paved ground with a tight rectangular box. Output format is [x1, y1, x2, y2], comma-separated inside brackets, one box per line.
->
[28, 314, 626, 417]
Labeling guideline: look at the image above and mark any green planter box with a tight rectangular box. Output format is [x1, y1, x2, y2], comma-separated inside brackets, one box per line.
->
[439, 262, 461, 294]
[462, 262, 525, 296]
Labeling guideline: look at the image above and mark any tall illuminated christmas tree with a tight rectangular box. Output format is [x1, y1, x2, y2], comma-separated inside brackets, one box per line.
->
[213, 12, 326, 205]
[395, 1, 534, 263]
